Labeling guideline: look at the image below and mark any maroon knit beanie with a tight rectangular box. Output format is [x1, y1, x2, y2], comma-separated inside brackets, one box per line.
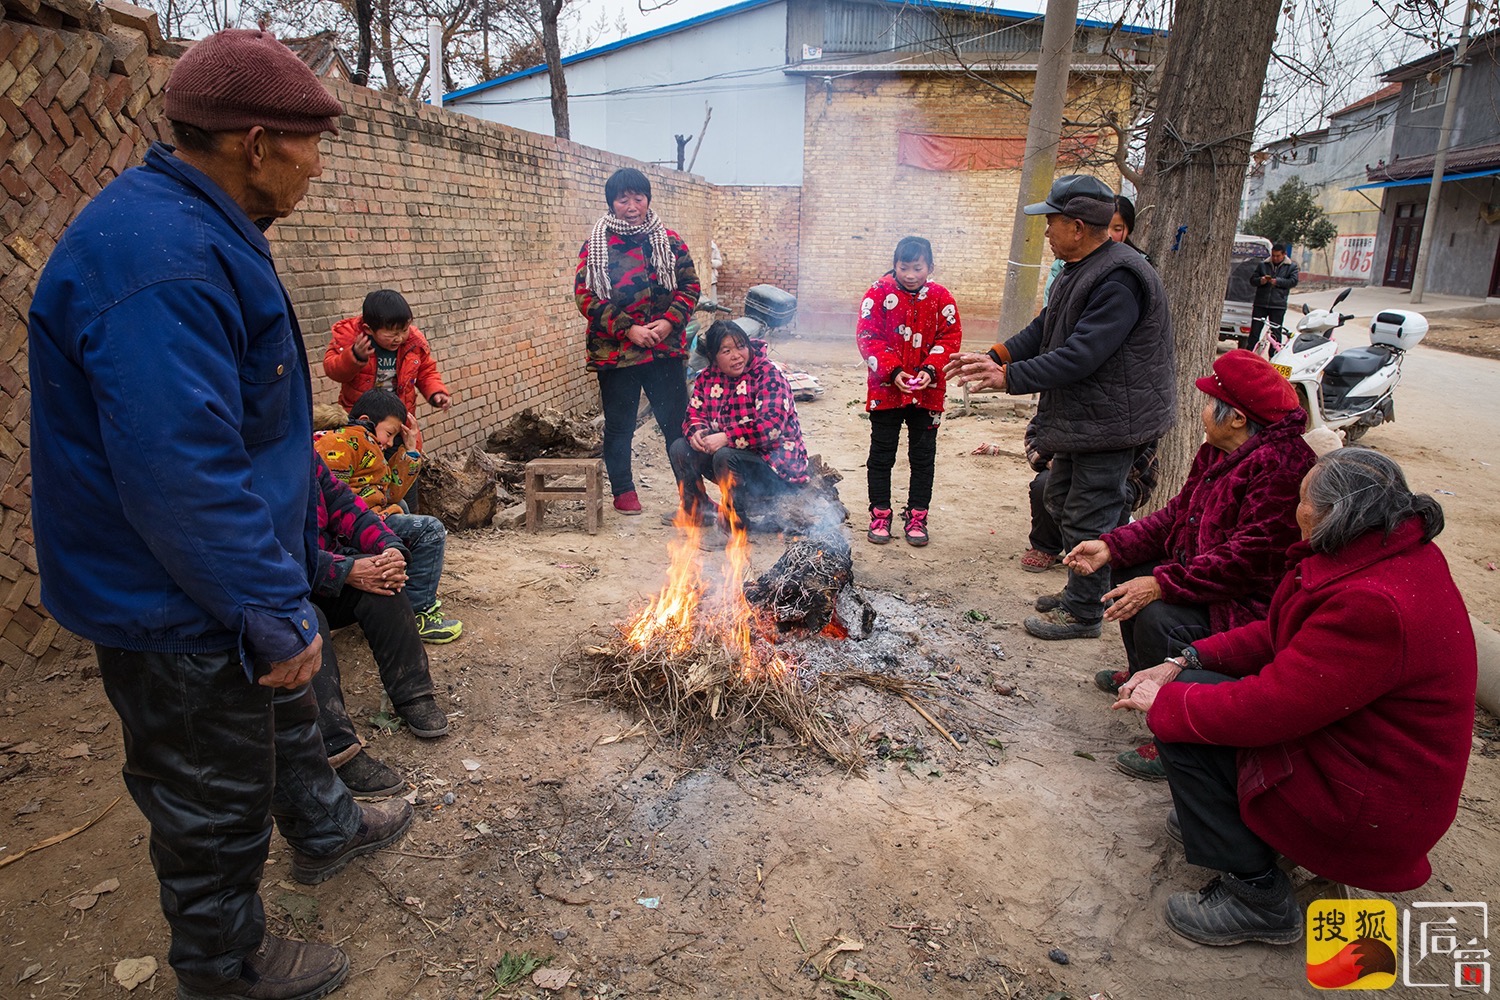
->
[165, 29, 343, 135]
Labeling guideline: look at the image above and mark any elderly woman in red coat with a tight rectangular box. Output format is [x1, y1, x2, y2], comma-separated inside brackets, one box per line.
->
[1065, 349, 1316, 779]
[1114, 448, 1476, 947]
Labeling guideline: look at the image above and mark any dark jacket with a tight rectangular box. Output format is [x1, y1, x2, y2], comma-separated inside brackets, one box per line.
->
[998, 240, 1176, 453]
[28, 144, 320, 666]
[1150, 518, 1476, 892]
[1102, 409, 1315, 633]
[575, 229, 700, 371]
[1251, 259, 1299, 311]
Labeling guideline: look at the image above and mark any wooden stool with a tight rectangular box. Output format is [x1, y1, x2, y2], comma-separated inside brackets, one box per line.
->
[524, 458, 605, 535]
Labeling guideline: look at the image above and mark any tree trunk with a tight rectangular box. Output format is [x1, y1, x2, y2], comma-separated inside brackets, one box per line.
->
[1136, 0, 1281, 505]
[352, 0, 374, 85]
[539, 0, 570, 140]
[377, 0, 399, 94]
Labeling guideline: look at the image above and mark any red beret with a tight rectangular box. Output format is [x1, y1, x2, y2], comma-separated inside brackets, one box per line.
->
[165, 30, 343, 135]
[1195, 349, 1299, 426]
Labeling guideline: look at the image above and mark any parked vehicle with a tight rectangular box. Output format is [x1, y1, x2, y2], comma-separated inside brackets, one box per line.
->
[687, 283, 798, 378]
[1264, 287, 1428, 443]
[1219, 234, 1275, 350]
[685, 284, 821, 399]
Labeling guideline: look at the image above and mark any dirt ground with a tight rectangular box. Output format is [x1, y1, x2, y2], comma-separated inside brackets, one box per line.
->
[2, 334, 1498, 1000]
[1423, 315, 1500, 362]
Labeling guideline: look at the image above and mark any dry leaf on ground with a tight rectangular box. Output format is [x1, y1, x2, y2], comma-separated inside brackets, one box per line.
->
[114, 955, 158, 989]
[808, 932, 864, 974]
[58, 743, 91, 759]
[532, 966, 574, 990]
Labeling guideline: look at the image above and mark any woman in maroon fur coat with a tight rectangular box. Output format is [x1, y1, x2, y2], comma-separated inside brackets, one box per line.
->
[1115, 448, 1476, 948]
[1066, 349, 1316, 779]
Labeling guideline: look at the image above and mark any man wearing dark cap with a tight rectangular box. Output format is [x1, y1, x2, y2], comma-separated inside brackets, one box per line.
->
[946, 174, 1176, 641]
[28, 29, 409, 1000]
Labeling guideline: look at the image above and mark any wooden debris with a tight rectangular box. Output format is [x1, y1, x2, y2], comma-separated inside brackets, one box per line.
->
[0, 795, 122, 869]
[485, 408, 600, 462]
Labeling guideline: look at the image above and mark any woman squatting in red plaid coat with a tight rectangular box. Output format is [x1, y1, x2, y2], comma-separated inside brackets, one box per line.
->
[667, 321, 810, 533]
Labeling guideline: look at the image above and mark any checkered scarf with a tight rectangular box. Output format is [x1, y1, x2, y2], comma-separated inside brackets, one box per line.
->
[584, 209, 677, 300]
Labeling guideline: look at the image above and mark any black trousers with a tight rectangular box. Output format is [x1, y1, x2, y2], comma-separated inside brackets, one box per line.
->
[96, 646, 361, 988]
[1043, 447, 1135, 623]
[866, 405, 940, 511]
[1250, 305, 1288, 341]
[667, 437, 793, 528]
[1157, 669, 1277, 873]
[312, 589, 434, 759]
[597, 357, 688, 497]
[1114, 562, 1213, 675]
[1028, 466, 1136, 555]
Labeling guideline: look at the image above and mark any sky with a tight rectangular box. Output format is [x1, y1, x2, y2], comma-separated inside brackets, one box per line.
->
[564, 0, 1462, 143]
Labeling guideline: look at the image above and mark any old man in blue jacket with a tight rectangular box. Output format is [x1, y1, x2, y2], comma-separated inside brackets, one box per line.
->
[28, 30, 410, 1000]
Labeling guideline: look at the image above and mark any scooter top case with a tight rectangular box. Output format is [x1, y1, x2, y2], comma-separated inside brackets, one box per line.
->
[743, 284, 797, 329]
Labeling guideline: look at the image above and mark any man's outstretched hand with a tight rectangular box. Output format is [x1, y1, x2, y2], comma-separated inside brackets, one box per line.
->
[944, 352, 1006, 392]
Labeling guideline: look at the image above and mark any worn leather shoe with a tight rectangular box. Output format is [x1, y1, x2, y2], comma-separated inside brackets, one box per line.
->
[397, 696, 449, 738]
[335, 751, 405, 799]
[1023, 608, 1102, 640]
[1034, 591, 1064, 613]
[290, 798, 413, 885]
[1165, 869, 1302, 946]
[1166, 808, 1183, 844]
[176, 935, 349, 1000]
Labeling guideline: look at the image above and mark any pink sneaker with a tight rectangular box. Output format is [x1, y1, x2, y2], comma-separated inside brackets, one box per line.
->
[612, 490, 642, 515]
[903, 508, 929, 547]
[867, 507, 893, 544]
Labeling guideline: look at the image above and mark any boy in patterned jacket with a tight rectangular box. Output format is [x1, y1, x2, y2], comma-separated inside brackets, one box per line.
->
[856, 237, 963, 546]
[314, 389, 461, 645]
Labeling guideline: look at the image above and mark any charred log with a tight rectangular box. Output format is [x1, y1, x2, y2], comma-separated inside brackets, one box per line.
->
[744, 532, 875, 639]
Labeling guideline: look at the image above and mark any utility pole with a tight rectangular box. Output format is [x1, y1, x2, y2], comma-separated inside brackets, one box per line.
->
[994, 0, 1077, 338]
[1410, 0, 1475, 304]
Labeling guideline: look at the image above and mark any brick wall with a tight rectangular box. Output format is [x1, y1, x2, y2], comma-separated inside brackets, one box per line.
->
[710, 185, 801, 311]
[796, 73, 1124, 340]
[0, 0, 717, 672]
[278, 86, 714, 454]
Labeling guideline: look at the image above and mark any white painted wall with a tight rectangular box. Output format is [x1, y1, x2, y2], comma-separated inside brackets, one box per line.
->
[448, 1, 805, 186]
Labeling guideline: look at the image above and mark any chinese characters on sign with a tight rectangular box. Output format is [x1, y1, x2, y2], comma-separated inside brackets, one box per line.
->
[1306, 899, 1491, 990]
[1332, 235, 1376, 281]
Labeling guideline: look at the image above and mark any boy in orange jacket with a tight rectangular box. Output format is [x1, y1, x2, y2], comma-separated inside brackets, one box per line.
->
[324, 290, 452, 449]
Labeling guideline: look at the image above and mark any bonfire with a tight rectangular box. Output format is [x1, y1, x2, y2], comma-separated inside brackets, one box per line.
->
[588, 486, 869, 769]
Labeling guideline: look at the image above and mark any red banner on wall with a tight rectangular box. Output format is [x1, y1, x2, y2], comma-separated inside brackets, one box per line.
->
[897, 131, 1100, 171]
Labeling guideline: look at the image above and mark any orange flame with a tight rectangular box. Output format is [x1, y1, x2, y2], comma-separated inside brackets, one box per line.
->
[622, 473, 794, 682]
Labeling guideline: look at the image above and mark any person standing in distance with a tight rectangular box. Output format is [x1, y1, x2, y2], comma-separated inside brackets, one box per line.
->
[27, 30, 411, 1000]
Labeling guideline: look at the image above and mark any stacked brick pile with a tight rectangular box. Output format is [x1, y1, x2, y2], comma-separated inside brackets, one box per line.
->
[0, 0, 173, 671]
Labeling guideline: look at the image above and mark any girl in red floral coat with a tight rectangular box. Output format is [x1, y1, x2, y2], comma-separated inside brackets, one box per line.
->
[856, 237, 963, 546]
[668, 321, 810, 532]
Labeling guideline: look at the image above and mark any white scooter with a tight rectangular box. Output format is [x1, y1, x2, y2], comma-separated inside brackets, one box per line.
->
[1258, 288, 1428, 443]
